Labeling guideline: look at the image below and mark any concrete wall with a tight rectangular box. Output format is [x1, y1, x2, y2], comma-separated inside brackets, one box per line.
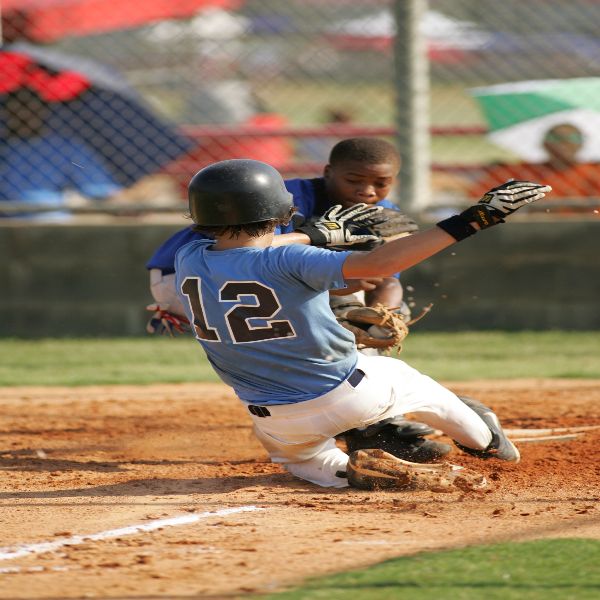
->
[1, 219, 598, 337]
[402, 219, 599, 331]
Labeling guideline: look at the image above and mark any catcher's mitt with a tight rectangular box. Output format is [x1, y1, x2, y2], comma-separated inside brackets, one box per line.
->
[345, 449, 488, 492]
[339, 302, 410, 354]
[365, 207, 419, 241]
[326, 208, 419, 251]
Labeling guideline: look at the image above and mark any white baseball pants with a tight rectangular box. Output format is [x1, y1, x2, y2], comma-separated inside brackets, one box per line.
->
[246, 353, 493, 488]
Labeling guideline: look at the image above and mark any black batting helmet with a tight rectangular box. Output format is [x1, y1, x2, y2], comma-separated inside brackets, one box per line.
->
[188, 159, 294, 226]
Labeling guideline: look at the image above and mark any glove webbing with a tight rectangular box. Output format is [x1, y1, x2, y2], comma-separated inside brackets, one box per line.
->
[376, 304, 409, 353]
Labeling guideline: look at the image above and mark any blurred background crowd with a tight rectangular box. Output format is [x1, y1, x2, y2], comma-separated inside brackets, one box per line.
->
[2, 0, 600, 220]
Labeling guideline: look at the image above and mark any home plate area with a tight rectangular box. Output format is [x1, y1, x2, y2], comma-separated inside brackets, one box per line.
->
[0, 379, 599, 597]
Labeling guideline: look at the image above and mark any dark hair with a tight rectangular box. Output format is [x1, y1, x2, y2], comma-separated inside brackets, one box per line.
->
[329, 137, 400, 167]
[189, 207, 297, 238]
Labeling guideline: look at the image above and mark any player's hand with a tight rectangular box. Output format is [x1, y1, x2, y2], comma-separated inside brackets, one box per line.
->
[437, 180, 552, 241]
[297, 203, 384, 248]
[146, 304, 190, 337]
[478, 180, 552, 218]
[451, 180, 553, 234]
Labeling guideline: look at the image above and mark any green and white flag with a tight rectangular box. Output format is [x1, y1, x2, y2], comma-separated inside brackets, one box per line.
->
[471, 78, 600, 162]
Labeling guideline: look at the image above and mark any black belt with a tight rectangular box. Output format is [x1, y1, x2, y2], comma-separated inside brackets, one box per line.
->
[347, 368, 365, 388]
[247, 368, 365, 418]
[248, 405, 271, 418]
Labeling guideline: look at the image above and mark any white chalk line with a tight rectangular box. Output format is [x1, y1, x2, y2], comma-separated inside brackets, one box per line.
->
[431, 425, 599, 440]
[0, 565, 71, 574]
[0, 505, 263, 563]
[505, 425, 600, 436]
[512, 433, 580, 443]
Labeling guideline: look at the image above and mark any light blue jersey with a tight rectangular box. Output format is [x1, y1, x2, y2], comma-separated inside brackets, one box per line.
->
[175, 240, 358, 405]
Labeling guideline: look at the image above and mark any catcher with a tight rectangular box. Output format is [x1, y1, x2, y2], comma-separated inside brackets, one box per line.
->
[147, 138, 416, 320]
[174, 159, 551, 491]
[146, 137, 448, 463]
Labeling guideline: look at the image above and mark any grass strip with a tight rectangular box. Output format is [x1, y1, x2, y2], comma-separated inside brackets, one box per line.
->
[264, 538, 600, 600]
[0, 331, 599, 386]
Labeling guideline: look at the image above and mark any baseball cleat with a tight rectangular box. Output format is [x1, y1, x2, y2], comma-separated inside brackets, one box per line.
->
[342, 417, 452, 463]
[455, 396, 520, 463]
[479, 409, 521, 462]
[359, 416, 436, 438]
[388, 437, 453, 463]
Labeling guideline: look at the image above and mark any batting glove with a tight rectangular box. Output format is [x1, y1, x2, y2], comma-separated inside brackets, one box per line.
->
[146, 304, 190, 337]
[437, 180, 552, 241]
[297, 203, 384, 248]
[478, 180, 552, 218]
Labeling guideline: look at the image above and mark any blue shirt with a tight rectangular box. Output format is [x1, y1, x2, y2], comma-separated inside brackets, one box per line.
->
[282, 177, 397, 228]
[175, 240, 357, 404]
[146, 177, 399, 274]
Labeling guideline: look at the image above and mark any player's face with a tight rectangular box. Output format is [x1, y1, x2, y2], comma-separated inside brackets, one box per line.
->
[324, 160, 399, 208]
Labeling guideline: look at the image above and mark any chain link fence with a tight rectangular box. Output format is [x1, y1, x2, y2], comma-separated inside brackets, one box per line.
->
[2, 0, 600, 218]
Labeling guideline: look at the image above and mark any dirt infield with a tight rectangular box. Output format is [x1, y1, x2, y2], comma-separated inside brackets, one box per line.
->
[1, 379, 599, 598]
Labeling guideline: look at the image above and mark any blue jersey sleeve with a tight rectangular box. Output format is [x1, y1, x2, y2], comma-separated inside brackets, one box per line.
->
[278, 178, 318, 233]
[272, 244, 351, 292]
[146, 227, 209, 273]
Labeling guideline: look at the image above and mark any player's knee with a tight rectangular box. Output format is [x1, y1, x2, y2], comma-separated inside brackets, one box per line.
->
[284, 447, 350, 488]
[460, 426, 493, 450]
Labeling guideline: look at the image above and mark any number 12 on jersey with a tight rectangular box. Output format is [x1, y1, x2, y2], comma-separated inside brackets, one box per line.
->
[181, 277, 296, 344]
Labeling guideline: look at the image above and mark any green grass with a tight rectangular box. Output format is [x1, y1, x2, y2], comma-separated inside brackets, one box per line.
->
[1, 332, 599, 386]
[0, 337, 220, 386]
[398, 331, 600, 380]
[264, 539, 600, 600]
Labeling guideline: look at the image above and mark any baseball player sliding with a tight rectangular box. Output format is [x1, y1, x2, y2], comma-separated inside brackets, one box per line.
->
[147, 138, 449, 464]
[172, 158, 551, 490]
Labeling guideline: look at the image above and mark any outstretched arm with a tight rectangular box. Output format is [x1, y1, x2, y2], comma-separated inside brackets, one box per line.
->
[343, 181, 551, 279]
[343, 226, 455, 278]
[271, 231, 312, 246]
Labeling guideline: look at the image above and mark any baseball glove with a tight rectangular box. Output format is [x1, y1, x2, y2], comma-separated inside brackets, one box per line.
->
[329, 208, 419, 251]
[365, 207, 419, 240]
[345, 449, 488, 492]
[339, 302, 410, 354]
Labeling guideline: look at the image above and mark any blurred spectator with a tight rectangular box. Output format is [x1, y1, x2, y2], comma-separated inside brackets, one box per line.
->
[0, 89, 122, 220]
[468, 123, 600, 208]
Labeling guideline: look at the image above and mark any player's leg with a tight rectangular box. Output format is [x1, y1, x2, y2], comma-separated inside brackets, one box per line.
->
[355, 354, 519, 462]
[341, 417, 451, 463]
[251, 424, 349, 488]
[284, 442, 350, 488]
[329, 291, 444, 461]
[451, 396, 521, 462]
[244, 373, 408, 488]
